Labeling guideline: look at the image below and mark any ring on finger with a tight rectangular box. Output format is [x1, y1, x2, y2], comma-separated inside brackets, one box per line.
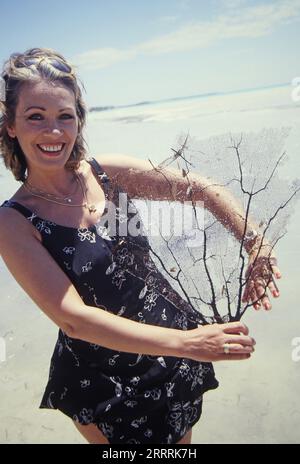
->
[223, 343, 230, 354]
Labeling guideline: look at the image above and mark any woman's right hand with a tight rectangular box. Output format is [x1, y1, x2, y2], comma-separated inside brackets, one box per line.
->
[181, 321, 256, 362]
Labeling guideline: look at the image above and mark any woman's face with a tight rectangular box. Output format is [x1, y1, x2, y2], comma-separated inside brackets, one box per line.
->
[7, 79, 79, 172]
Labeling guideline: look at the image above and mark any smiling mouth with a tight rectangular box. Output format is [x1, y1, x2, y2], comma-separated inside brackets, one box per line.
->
[37, 143, 66, 154]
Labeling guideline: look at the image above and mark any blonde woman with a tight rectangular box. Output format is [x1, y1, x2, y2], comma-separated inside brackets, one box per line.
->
[0, 48, 280, 444]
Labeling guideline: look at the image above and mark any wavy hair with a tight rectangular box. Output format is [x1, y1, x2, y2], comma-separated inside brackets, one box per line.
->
[0, 47, 88, 182]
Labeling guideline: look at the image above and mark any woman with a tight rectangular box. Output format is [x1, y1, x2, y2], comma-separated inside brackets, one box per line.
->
[0, 48, 281, 444]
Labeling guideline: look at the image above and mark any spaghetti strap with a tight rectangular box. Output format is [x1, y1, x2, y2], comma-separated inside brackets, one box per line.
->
[86, 156, 105, 175]
[0, 199, 33, 218]
[86, 157, 111, 198]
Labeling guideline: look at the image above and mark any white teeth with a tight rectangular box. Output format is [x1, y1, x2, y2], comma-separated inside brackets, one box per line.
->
[38, 144, 63, 152]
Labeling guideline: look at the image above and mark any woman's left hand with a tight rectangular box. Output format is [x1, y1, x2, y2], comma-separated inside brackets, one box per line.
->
[242, 248, 282, 310]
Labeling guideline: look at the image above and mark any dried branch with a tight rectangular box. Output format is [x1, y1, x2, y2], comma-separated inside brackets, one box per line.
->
[140, 129, 299, 324]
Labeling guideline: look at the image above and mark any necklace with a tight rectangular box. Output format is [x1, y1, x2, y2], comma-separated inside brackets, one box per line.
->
[23, 172, 98, 214]
[24, 175, 79, 203]
[76, 173, 97, 213]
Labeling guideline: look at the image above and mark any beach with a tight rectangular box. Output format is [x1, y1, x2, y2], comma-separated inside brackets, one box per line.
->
[0, 84, 300, 444]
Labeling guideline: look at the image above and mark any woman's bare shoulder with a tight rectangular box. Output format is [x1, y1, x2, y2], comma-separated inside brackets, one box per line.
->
[0, 199, 42, 243]
[93, 153, 154, 178]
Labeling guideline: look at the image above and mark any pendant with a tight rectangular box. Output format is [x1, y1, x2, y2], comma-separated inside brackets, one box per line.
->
[88, 204, 97, 213]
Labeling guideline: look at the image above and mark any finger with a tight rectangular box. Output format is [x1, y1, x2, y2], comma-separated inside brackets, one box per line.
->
[220, 343, 254, 354]
[242, 286, 250, 303]
[255, 282, 268, 307]
[249, 287, 261, 310]
[267, 279, 280, 297]
[242, 280, 255, 303]
[251, 281, 270, 309]
[242, 291, 249, 303]
[270, 275, 280, 293]
[271, 265, 281, 279]
[222, 321, 249, 335]
[217, 353, 252, 361]
[254, 282, 273, 310]
[242, 281, 254, 302]
[260, 294, 272, 310]
[227, 335, 256, 347]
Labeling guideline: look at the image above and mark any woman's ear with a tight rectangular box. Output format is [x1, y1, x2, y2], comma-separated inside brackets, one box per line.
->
[6, 125, 16, 138]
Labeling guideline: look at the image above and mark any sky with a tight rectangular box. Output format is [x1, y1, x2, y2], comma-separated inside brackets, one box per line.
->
[0, 0, 299, 107]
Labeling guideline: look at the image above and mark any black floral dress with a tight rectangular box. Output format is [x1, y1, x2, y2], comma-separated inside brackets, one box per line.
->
[0, 157, 219, 444]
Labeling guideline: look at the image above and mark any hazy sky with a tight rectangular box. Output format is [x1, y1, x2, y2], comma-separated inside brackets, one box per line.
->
[0, 0, 299, 106]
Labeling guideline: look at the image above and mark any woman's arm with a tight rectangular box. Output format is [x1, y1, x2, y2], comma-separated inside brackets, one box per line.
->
[0, 207, 254, 361]
[0, 207, 181, 354]
[97, 154, 262, 253]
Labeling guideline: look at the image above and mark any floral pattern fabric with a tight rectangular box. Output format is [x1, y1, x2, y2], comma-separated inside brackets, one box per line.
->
[0, 157, 219, 444]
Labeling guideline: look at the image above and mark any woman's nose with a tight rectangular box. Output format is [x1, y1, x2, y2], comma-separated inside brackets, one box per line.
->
[42, 128, 63, 139]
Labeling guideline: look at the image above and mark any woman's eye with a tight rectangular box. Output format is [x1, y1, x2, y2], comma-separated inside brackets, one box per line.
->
[60, 114, 74, 119]
[28, 113, 74, 120]
[28, 113, 42, 120]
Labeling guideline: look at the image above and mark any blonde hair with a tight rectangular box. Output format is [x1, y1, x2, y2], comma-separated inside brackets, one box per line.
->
[0, 47, 88, 182]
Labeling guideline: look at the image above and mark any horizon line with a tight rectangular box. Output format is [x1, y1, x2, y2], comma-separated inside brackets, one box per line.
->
[89, 81, 290, 113]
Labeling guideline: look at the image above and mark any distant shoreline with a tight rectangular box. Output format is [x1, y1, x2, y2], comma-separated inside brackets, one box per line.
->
[89, 82, 290, 113]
